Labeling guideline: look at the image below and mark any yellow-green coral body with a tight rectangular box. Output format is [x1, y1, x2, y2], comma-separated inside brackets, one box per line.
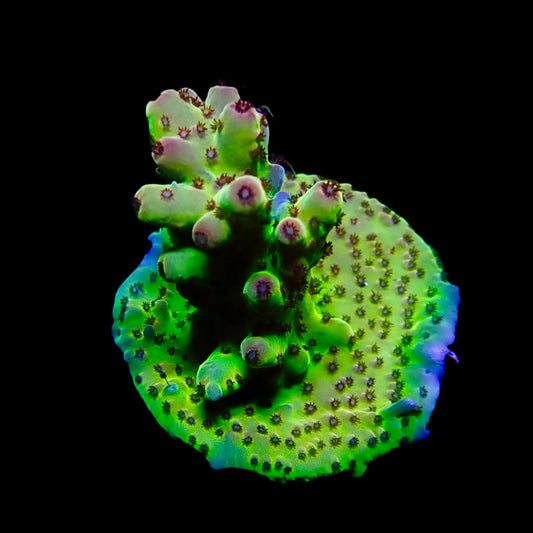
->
[112, 86, 459, 481]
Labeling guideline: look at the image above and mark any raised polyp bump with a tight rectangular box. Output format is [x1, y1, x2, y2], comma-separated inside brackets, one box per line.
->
[205, 85, 240, 116]
[192, 211, 231, 249]
[240, 335, 286, 368]
[381, 397, 419, 417]
[158, 248, 209, 282]
[153, 136, 205, 180]
[276, 216, 307, 245]
[133, 182, 208, 228]
[217, 103, 264, 169]
[196, 346, 249, 401]
[296, 180, 343, 228]
[220, 100, 261, 132]
[217, 175, 267, 213]
[146, 88, 204, 141]
[205, 382, 223, 401]
[243, 271, 284, 308]
[283, 344, 310, 376]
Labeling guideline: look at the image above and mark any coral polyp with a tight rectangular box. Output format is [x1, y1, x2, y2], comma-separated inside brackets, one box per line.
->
[112, 84, 460, 481]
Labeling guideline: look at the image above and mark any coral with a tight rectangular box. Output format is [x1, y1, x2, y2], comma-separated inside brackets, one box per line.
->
[112, 85, 460, 481]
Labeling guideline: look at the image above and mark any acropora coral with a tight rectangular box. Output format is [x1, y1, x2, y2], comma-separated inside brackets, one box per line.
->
[112, 85, 460, 481]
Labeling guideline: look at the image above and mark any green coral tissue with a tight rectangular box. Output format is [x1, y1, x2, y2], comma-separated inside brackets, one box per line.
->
[112, 85, 460, 481]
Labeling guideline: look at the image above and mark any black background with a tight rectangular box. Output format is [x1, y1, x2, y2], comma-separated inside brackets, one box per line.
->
[58, 32, 503, 523]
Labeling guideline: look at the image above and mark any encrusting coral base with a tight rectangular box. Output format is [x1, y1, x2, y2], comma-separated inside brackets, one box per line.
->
[112, 85, 459, 481]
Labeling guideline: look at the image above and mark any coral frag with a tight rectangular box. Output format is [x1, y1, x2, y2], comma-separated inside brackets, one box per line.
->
[112, 85, 460, 481]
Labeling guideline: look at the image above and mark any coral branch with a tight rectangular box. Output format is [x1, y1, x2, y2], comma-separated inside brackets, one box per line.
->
[243, 271, 284, 310]
[216, 175, 267, 214]
[158, 248, 209, 282]
[197, 345, 249, 401]
[192, 211, 231, 249]
[133, 182, 208, 228]
[240, 334, 287, 368]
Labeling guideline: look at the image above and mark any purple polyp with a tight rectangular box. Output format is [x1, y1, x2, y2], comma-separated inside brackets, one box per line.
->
[255, 280, 272, 298]
[245, 349, 260, 364]
[238, 186, 253, 203]
[194, 231, 208, 248]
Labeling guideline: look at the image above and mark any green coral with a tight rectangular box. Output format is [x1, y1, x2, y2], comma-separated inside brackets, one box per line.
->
[112, 85, 459, 481]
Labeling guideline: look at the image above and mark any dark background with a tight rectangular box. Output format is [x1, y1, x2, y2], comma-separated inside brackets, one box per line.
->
[66, 35, 499, 522]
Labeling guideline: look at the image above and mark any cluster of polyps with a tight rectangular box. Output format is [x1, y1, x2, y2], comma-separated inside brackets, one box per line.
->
[145, 86, 281, 186]
[133, 165, 348, 404]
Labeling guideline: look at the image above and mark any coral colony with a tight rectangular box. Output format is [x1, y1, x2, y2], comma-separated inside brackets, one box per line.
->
[112, 85, 460, 481]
